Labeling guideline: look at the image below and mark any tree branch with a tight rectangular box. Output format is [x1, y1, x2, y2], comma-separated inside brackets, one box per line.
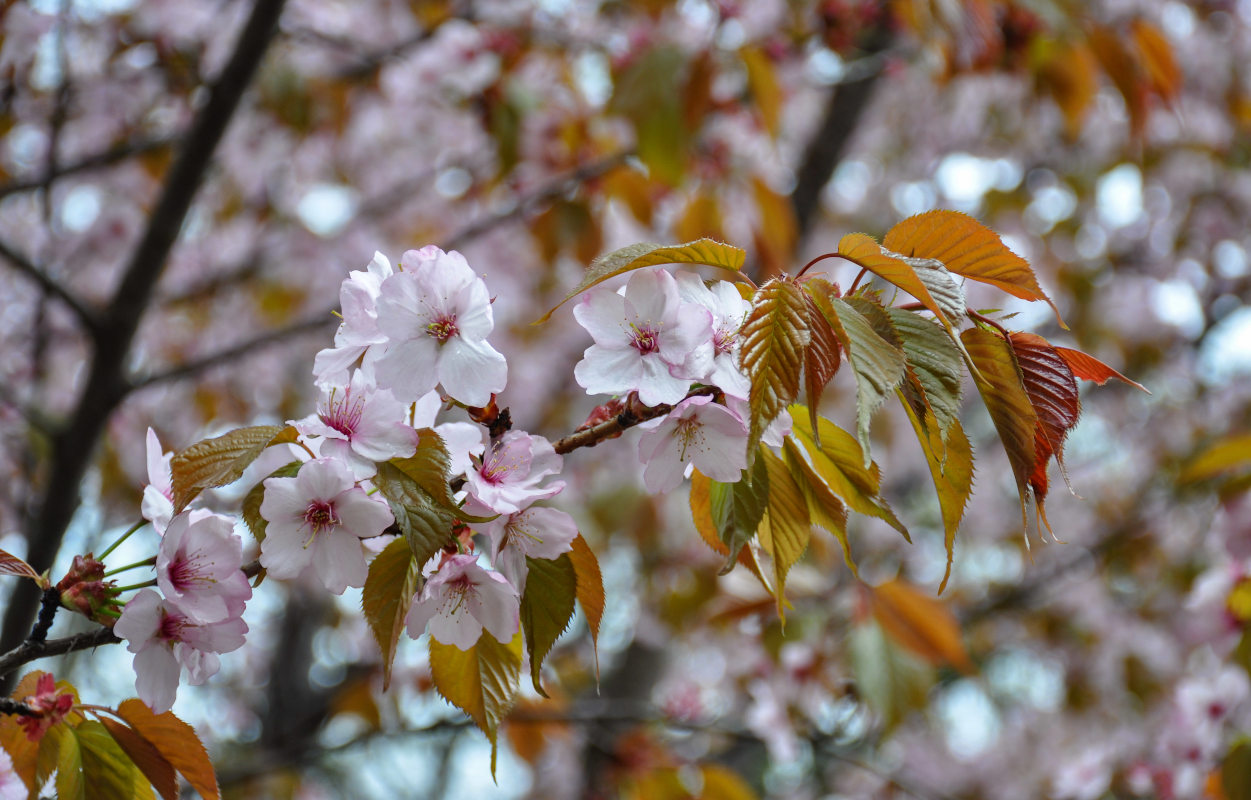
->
[0, 237, 100, 334]
[0, 137, 176, 200]
[552, 386, 718, 455]
[0, 627, 121, 680]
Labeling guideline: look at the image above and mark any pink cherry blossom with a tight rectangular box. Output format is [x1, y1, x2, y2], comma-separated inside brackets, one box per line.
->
[478, 506, 579, 594]
[142, 428, 174, 533]
[295, 368, 418, 478]
[372, 246, 507, 407]
[462, 430, 565, 515]
[156, 510, 252, 623]
[637, 395, 748, 492]
[114, 588, 248, 714]
[313, 251, 394, 383]
[258, 458, 394, 594]
[572, 268, 713, 407]
[405, 553, 519, 650]
[675, 272, 751, 399]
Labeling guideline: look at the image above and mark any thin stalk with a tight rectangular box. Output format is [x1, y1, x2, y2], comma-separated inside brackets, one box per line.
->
[103, 557, 155, 577]
[98, 520, 147, 560]
[113, 580, 157, 593]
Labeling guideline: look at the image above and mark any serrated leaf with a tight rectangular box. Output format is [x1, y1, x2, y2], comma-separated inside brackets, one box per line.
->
[899, 401, 974, 594]
[888, 309, 964, 438]
[907, 255, 966, 322]
[739, 278, 810, 457]
[430, 631, 523, 776]
[756, 448, 809, 622]
[1053, 346, 1149, 392]
[567, 535, 603, 672]
[838, 233, 952, 326]
[710, 455, 771, 573]
[241, 461, 302, 542]
[812, 297, 905, 466]
[0, 548, 40, 582]
[689, 471, 775, 591]
[170, 425, 296, 512]
[1010, 333, 1081, 536]
[849, 619, 933, 732]
[1131, 19, 1181, 102]
[535, 238, 746, 323]
[100, 718, 178, 800]
[962, 327, 1038, 537]
[387, 430, 457, 509]
[520, 555, 578, 696]
[782, 441, 855, 576]
[75, 720, 139, 800]
[362, 537, 421, 691]
[611, 46, 688, 186]
[786, 408, 909, 539]
[373, 462, 456, 566]
[868, 579, 974, 673]
[44, 723, 84, 800]
[801, 288, 842, 444]
[883, 210, 1065, 327]
[116, 699, 219, 800]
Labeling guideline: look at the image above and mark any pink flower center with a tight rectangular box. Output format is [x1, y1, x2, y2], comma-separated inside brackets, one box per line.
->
[320, 386, 365, 437]
[630, 323, 661, 355]
[426, 315, 459, 343]
[479, 443, 526, 485]
[157, 608, 188, 643]
[167, 551, 207, 592]
[304, 500, 340, 535]
[672, 416, 703, 461]
[713, 325, 737, 355]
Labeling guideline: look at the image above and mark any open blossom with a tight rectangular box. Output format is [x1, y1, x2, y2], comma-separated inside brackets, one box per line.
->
[478, 506, 579, 594]
[675, 271, 751, 399]
[156, 510, 252, 623]
[372, 246, 507, 407]
[573, 268, 712, 407]
[405, 554, 519, 650]
[296, 368, 418, 478]
[313, 251, 394, 383]
[114, 588, 248, 714]
[142, 428, 175, 533]
[637, 395, 748, 492]
[463, 430, 564, 515]
[259, 458, 394, 594]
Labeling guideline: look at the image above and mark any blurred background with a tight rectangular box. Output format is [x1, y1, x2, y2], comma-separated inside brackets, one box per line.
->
[2, 0, 1251, 797]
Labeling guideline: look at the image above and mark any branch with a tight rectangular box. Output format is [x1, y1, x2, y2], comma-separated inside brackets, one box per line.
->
[0, 137, 176, 200]
[552, 386, 717, 456]
[0, 237, 100, 333]
[0, 699, 36, 717]
[0, 627, 121, 679]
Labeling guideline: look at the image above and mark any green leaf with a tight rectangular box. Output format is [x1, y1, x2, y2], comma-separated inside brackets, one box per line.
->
[170, 424, 297, 512]
[888, 308, 964, 438]
[536, 238, 746, 324]
[99, 717, 178, 800]
[756, 448, 810, 622]
[75, 720, 139, 800]
[814, 296, 905, 466]
[739, 278, 810, 458]
[900, 403, 974, 594]
[38, 723, 83, 800]
[962, 327, 1038, 536]
[906, 254, 966, 323]
[373, 461, 457, 566]
[848, 619, 934, 732]
[240, 461, 302, 543]
[782, 441, 855, 576]
[362, 537, 422, 691]
[520, 554, 578, 696]
[387, 430, 458, 510]
[430, 631, 523, 776]
[610, 46, 688, 186]
[116, 699, 219, 800]
[567, 535, 604, 675]
[786, 408, 909, 540]
[710, 454, 770, 573]
[1223, 740, 1251, 800]
[1180, 433, 1251, 484]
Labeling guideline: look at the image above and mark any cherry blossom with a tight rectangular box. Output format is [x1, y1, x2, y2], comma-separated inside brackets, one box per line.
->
[156, 510, 252, 623]
[313, 251, 394, 383]
[114, 588, 248, 714]
[142, 428, 174, 533]
[16, 673, 74, 742]
[478, 506, 579, 594]
[573, 268, 713, 407]
[258, 458, 394, 594]
[462, 430, 565, 515]
[295, 368, 418, 478]
[372, 246, 507, 407]
[636, 395, 748, 492]
[405, 553, 520, 650]
[675, 271, 751, 399]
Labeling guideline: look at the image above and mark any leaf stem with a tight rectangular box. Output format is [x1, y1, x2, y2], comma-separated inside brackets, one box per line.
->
[795, 252, 841, 279]
[113, 579, 157, 593]
[103, 557, 156, 578]
[967, 309, 1010, 338]
[846, 267, 869, 295]
[98, 520, 148, 560]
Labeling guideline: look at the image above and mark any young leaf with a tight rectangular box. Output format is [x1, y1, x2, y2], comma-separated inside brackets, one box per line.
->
[837, 233, 951, 325]
[535, 238, 746, 323]
[868, 579, 974, 673]
[782, 441, 855, 575]
[1053, 346, 1149, 392]
[962, 327, 1038, 536]
[387, 430, 457, 510]
[520, 555, 578, 695]
[739, 278, 810, 458]
[116, 699, 219, 800]
[240, 461, 302, 542]
[43, 723, 84, 800]
[373, 461, 457, 565]
[567, 535, 604, 669]
[888, 308, 964, 439]
[710, 455, 771, 573]
[756, 448, 810, 621]
[689, 471, 776, 591]
[0, 549, 41, 583]
[800, 288, 843, 444]
[1010, 333, 1081, 535]
[99, 718, 178, 800]
[883, 210, 1065, 327]
[429, 631, 523, 776]
[908, 255, 967, 323]
[362, 537, 421, 691]
[170, 424, 297, 512]
[786, 408, 909, 539]
[849, 619, 933, 731]
[75, 720, 140, 800]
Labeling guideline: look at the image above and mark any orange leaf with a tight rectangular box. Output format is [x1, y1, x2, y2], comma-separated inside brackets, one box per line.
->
[883, 210, 1065, 327]
[868, 579, 974, 673]
[1130, 19, 1181, 102]
[837, 233, 950, 325]
[1010, 333, 1080, 538]
[116, 700, 218, 800]
[99, 718, 179, 800]
[568, 534, 605, 674]
[1088, 25, 1149, 137]
[1053, 347, 1149, 392]
[1035, 39, 1100, 139]
[801, 289, 842, 439]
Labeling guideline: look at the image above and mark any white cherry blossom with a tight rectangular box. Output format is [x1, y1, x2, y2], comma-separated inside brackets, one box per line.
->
[637, 395, 749, 492]
[405, 554, 520, 650]
[313, 251, 394, 383]
[478, 506, 579, 595]
[156, 510, 252, 623]
[295, 368, 418, 478]
[675, 271, 751, 399]
[142, 428, 175, 534]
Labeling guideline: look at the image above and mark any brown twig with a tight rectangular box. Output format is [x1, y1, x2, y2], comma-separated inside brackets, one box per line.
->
[552, 386, 718, 456]
[0, 627, 121, 680]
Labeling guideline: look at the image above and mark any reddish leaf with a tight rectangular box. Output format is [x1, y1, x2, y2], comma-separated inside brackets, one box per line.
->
[99, 718, 178, 800]
[0, 549, 41, 583]
[115, 700, 218, 800]
[801, 287, 843, 442]
[1053, 346, 1149, 392]
[868, 580, 974, 673]
[739, 277, 810, 457]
